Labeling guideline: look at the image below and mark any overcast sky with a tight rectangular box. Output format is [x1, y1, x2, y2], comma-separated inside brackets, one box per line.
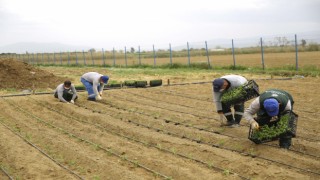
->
[1, 0, 319, 49]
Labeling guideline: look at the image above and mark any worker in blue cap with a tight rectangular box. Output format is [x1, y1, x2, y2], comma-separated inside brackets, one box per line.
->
[81, 72, 109, 101]
[243, 89, 295, 149]
[213, 75, 248, 127]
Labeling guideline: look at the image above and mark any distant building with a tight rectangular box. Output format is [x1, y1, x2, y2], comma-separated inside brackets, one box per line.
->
[210, 48, 225, 52]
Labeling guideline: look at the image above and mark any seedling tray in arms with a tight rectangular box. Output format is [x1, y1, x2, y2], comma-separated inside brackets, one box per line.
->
[248, 112, 298, 144]
[221, 80, 259, 107]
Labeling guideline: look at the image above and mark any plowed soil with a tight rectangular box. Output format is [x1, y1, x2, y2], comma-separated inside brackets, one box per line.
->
[0, 58, 65, 90]
[1, 76, 320, 180]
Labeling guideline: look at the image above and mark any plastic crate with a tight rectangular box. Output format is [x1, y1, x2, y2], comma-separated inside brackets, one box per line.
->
[221, 80, 259, 107]
[135, 81, 147, 88]
[150, 79, 162, 87]
[248, 111, 298, 144]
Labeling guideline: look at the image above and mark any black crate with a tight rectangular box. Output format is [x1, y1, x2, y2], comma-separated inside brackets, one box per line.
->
[150, 79, 162, 87]
[135, 81, 147, 88]
[248, 111, 298, 144]
[221, 80, 259, 107]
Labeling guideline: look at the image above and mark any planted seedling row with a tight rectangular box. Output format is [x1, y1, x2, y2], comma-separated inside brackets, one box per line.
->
[27, 96, 243, 179]
[146, 88, 320, 142]
[4, 97, 171, 179]
[0, 164, 13, 180]
[113, 90, 314, 143]
[96, 97, 319, 159]
[0, 114, 83, 180]
[67, 96, 320, 177]
[28, 96, 249, 180]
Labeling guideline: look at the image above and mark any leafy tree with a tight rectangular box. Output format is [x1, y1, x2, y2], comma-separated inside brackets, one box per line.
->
[130, 47, 135, 53]
[301, 39, 307, 47]
[88, 48, 96, 53]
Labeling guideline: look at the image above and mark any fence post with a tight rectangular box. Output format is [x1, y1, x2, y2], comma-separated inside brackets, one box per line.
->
[232, 39, 236, 67]
[295, 34, 299, 71]
[67, 51, 70, 65]
[90, 50, 94, 65]
[260, 37, 265, 70]
[47, 53, 50, 64]
[32, 53, 35, 65]
[60, 52, 62, 65]
[205, 41, 211, 68]
[113, 47, 116, 66]
[102, 48, 105, 67]
[75, 51, 78, 65]
[124, 46, 127, 67]
[138, 45, 141, 65]
[187, 42, 190, 66]
[36, 53, 38, 64]
[82, 50, 86, 65]
[27, 53, 30, 64]
[153, 44, 156, 67]
[42, 53, 44, 64]
[169, 43, 172, 66]
[53, 52, 56, 64]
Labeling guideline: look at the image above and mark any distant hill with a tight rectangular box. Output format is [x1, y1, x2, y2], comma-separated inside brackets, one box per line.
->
[1, 31, 319, 53]
[0, 42, 92, 54]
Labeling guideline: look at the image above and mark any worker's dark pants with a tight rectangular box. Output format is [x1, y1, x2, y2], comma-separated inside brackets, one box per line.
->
[54, 89, 77, 102]
[256, 110, 292, 149]
[221, 103, 244, 124]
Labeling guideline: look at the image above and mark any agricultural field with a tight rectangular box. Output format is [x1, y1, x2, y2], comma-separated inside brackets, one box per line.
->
[0, 58, 320, 179]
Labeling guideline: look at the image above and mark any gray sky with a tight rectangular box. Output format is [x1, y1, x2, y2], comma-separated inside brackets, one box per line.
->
[1, 0, 319, 49]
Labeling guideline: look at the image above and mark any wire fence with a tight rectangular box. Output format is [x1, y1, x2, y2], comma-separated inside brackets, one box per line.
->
[1, 34, 320, 70]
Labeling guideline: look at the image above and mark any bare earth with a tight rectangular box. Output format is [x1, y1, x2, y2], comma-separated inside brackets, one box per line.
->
[0, 58, 319, 180]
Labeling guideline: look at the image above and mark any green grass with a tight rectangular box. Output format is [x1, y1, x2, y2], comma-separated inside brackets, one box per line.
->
[36, 62, 319, 77]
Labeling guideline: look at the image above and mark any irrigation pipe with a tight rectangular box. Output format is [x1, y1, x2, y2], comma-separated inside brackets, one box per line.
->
[0, 76, 297, 98]
[0, 166, 13, 180]
[98, 97, 320, 159]
[3, 98, 171, 179]
[60, 94, 320, 177]
[29, 96, 249, 180]
[94, 101, 320, 177]
[0, 116, 84, 180]
[148, 88, 320, 142]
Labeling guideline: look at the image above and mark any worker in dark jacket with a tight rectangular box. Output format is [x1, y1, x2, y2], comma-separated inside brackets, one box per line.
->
[54, 80, 78, 104]
[244, 89, 295, 149]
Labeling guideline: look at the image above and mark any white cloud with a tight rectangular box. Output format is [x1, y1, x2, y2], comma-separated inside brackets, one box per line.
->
[0, 0, 319, 51]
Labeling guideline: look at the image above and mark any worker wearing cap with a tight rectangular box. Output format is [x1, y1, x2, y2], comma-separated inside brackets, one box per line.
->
[243, 89, 294, 149]
[81, 72, 109, 101]
[54, 80, 78, 104]
[213, 75, 248, 127]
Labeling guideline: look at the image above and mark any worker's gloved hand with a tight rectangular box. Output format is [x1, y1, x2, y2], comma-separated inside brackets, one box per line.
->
[250, 120, 259, 130]
[96, 95, 102, 100]
[70, 100, 75, 104]
[99, 92, 103, 97]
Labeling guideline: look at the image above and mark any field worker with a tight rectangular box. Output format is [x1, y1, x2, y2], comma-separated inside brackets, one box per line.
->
[243, 89, 294, 149]
[54, 80, 78, 104]
[213, 75, 248, 127]
[81, 72, 109, 101]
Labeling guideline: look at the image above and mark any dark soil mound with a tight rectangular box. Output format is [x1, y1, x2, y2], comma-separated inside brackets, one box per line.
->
[0, 58, 65, 90]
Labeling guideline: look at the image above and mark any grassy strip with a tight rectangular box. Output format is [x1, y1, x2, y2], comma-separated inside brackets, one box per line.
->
[35, 63, 320, 77]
